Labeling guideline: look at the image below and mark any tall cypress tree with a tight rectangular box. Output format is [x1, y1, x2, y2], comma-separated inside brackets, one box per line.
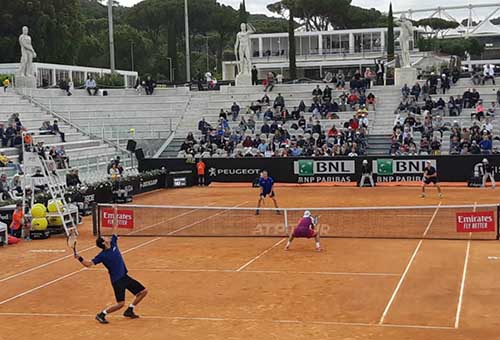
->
[387, 3, 395, 62]
[238, 0, 248, 24]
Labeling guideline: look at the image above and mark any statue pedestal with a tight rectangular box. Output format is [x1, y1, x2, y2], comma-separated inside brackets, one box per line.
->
[235, 73, 251, 87]
[395, 67, 417, 87]
[15, 74, 36, 89]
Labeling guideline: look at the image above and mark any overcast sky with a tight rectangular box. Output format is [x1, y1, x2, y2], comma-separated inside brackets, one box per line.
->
[117, 0, 495, 21]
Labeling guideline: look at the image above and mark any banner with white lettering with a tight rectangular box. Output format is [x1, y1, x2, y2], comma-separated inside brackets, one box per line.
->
[456, 211, 495, 232]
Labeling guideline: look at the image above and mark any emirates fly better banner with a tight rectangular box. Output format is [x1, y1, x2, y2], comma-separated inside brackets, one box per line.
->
[101, 208, 135, 229]
[456, 211, 496, 232]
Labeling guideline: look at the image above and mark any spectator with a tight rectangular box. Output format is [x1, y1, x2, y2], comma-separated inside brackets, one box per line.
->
[473, 101, 484, 121]
[11, 175, 22, 195]
[251, 66, 258, 86]
[265, 72, 275, 92]
[145, 76, 156, 95]
[448, 96, 459, 116]
[401, 84, 410, 98]
[55, 146, 69, 169]
[274, 93, 285, 110]
[323, 71, 334, 83]
[51, 120, 66, 142]
[479, 135, 492, 154]
[85, 75, 98, 96]
[66, 169, 82, 187]
[134, 77, 144, 94]
[451, 67, 460, 84]
[59, 78, 72, 96]
[0, 174, 11, 200]
[2, 77, 10, 93]
[483, 64, 496, 85]
[375, 59, 385, 85]
[109, 163, 121, 180]
[23, 132, 33, 151]
[312, 85, 322, 99]
[336, 71, 345, 89]
[440, 73, 450, 94]
[230, 102, 240, 121]
[411, 82, 421, 101]
[323, 85, 332, 102]
[487, 102, 496, 117]
[430, 136, 441, 155]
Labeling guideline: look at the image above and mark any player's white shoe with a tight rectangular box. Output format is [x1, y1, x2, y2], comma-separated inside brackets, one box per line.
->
[316, 247, 322, 252]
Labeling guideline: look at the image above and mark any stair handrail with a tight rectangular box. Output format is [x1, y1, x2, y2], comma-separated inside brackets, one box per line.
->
[16, 87, 128, 153]
[153, 92, 191, 158]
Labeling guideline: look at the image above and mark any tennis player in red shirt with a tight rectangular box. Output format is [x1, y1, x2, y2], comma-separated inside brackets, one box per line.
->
[285, 210, 322, 251]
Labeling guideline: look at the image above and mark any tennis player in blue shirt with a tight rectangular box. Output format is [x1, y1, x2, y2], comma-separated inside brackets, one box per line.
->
[75, 209, 148, 324]
[256, 170, 280, 215]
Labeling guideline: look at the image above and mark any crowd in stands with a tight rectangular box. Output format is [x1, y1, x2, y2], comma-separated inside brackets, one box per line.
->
[179, 83, 376, 158]
[392, 73, 499, 155]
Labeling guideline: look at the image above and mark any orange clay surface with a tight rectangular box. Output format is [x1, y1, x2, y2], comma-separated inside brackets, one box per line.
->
[1, 186, 500, 340]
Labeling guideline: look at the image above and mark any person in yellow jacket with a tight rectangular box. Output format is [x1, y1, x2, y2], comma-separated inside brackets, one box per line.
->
[2, 77, 10, 93]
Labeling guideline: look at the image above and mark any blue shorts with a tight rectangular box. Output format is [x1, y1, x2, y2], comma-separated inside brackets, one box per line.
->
[260, 191, 275, 198]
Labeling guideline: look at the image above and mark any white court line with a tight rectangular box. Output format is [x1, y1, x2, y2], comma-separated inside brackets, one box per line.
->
[127, 202, 218, 235]
[236, 238, 286, 272]
[422, 202, 441, 237]
[0, 244, 96, 283]
[0, 202, 211, 283]
[379, 239, 423, 325]
[454, 240, 471, 329]
[167, 201, 249, 235]
[0, 237, 161, 306]
[0, 312, 454, 330]
[0, 268, 87, 306]
[88, 267, 400, 277]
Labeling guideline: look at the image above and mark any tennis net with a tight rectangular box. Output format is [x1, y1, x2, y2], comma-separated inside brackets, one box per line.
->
[94, 203, 500, 240]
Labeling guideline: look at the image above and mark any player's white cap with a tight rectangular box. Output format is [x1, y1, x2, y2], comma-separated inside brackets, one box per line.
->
[303, 210, 311, 218]
[483, 158, 489, 163]
[362, 160, 368, 164]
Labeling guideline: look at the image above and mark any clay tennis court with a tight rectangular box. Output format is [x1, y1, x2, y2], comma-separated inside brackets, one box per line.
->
[1, 186, 500, 340]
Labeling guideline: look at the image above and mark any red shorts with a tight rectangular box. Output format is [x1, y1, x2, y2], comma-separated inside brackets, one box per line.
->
[292, 228, 315, 238]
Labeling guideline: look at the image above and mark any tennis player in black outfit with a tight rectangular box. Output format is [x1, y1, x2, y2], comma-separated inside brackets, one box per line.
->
[421, 161, 443, 198]
[74, 208, 148, 324]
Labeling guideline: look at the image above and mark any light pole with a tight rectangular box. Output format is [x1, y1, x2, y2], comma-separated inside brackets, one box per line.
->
[108, 0, 116, 73]
[204, 36, 209, 72]
[184, 0, 191, 81]
[130, 41, 134, 72]
[166, 57, 174, 82]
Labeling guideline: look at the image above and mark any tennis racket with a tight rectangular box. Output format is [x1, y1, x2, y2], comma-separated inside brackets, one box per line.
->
[313, 215, 321, 227]
[67, 231, 78, 256]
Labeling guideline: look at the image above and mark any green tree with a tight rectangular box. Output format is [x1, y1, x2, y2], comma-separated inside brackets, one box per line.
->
[387, 3, 395, 62]
[268, 0, 298, 79]
[417, 18, 459, 38]
[239, 0, 248, 24]
[0, 0, 84, 64]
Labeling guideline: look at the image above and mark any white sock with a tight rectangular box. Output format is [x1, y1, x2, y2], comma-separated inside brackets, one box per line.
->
[316, 242, 320, 248]
[286, 241, 290, 247]
[129, 304, 135, 309]
[102, 310, 108, 315]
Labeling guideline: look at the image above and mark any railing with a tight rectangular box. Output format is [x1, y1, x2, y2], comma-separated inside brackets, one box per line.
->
[16, 87, 128, 154]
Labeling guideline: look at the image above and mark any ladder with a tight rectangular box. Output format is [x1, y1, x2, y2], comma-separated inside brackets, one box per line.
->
[23, 151, 78, 237]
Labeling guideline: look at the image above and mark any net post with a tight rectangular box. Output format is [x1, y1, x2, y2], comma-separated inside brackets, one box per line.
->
[92, 203, 98, 236]
[497, 204, 500, 240]
[284, 209, 288, 235]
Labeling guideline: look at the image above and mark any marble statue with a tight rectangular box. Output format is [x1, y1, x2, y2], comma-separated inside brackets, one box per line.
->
[395, 14, 413, 68]
[234, 23, 255, 76]
[18, 26, 37, 77]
